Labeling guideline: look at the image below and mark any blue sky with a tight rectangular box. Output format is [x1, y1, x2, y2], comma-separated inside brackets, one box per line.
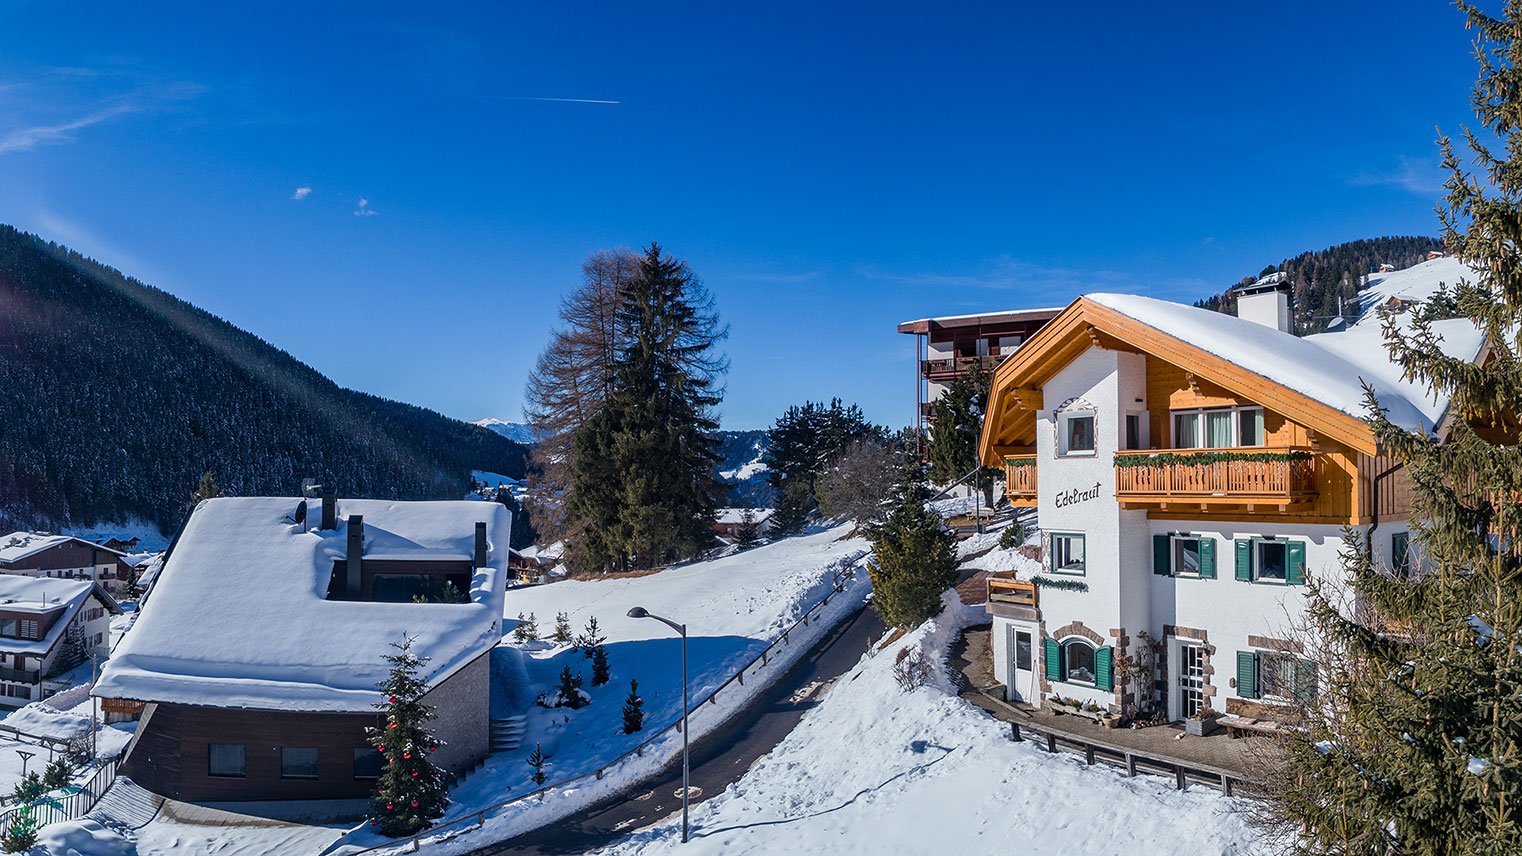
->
[0, 1, 1479, 430]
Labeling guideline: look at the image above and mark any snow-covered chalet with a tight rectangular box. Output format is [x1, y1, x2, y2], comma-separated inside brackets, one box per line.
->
[0, 576, 119, 708]
[975, 258, 1503, 729]
[94, 495, 509, 803]
[0, 532, 135, 594]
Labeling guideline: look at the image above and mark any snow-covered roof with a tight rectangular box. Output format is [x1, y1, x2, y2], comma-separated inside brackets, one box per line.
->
[1087, 292, 1487, 435]
[715, 508, 775, 525]
[0, 576, 118, 656]
[0, 533, 122, 565]
[94, 497, 510, 713]
[898, 307, 1066, 328]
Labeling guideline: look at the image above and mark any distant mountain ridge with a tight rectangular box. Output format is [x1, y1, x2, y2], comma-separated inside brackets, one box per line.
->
[0, 225, 528, 534]
[714, 429, 773, 507]
[473, 418, 536, 445]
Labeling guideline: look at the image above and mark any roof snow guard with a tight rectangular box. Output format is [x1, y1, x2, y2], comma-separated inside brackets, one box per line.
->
[93, 497, 510, 713]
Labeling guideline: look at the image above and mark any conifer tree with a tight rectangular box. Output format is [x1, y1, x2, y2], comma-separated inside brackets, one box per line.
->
[764, 399, 883, 524]
[184, 470, 224, 514]
[622, 679, 645, 734]
[553, 611, 573, 645]
[556, 665, 587, 709]
[527, 743, 548, 786]
[864, 474, 958, 628]
[591, 645, 611, 686]
[1268, 5, 1522, 852]
[366, 637, 448, 838]
[926, 362, 998, 505]
[770, 480, 814, 538]
[576, 616, 606, 656]
[735, 507, 761, 548]
[567, 244, 728, 572]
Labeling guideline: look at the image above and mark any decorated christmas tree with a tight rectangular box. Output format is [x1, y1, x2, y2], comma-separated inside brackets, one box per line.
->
[366, 637, 449, 838]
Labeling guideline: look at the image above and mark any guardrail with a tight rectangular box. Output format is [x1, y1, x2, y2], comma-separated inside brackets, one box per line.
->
[333, 551, 871, 855]
[0, 756, 119, 828]
[997, 705, 1254, 797]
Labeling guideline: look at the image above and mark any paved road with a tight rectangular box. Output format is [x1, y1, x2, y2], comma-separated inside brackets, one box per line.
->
[472, 600, 887, 855]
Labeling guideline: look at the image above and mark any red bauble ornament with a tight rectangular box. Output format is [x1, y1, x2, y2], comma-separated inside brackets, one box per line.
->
[403, 753, 411, 760]
[389, 696, 397, 702]
[411, 802, 418, 808]
[411, 771, 418, 777]
[389, 722, 397, 729]
[387, 804, 394, 810]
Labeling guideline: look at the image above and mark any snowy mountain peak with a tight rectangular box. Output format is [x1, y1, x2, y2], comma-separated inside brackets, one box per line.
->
[474, 418, 536, 444]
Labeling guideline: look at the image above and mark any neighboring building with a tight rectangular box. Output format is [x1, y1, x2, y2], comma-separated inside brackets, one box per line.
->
[94, 495, 510, 804]
[714, 508, 774, 543]
[0, 533, 134, 594]
[0, 576, 121, 708]
[976, 283, 1491, 727]
[102, 537, 140, 553]
[898, 308, 1062, 451]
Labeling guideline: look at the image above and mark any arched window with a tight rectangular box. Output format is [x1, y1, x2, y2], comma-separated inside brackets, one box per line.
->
[1063, 639, 1096, 684]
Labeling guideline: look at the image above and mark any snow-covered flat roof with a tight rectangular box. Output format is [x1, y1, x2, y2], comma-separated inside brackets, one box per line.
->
[0, 533, 121, 564]
[94, 497, 510, 713]
[1087, 292, 1486, 434]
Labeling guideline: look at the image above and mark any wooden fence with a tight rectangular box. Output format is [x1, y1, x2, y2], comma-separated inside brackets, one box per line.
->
[1004, 717, 1253, 797]
[333, 551, 870, 855]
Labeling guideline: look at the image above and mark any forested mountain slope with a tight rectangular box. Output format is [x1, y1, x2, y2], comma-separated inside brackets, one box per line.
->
[1194, 236, 1444, 334]
[0, 225, 526, 533]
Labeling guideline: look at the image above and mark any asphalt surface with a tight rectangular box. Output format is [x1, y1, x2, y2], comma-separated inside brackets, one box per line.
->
[472, 600, 887, 855]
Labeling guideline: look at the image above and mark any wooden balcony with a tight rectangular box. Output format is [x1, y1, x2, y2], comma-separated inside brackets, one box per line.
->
[1004, 455, 1037, 507]
[921, 355, 1005, 377]
[1113, 448, 1318, 508]
[987, 572, 1038, 608]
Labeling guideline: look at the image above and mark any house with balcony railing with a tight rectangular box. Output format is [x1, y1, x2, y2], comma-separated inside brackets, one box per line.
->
[973, 264, 1494, 730]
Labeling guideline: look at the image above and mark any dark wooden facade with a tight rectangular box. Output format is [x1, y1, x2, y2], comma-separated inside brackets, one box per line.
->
[0, 539, 130, 583]
[122, 703, 383, 802]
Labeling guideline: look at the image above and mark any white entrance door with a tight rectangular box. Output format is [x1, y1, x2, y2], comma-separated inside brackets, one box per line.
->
[1170, 639, 1206, 721]
[1009, 627, 1035, 703]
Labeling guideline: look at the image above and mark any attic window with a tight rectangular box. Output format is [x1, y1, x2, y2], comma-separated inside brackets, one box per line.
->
[1059, 413, 1096, 456]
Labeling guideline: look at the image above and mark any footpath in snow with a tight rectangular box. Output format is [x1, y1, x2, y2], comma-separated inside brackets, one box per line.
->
[325, 524, 871, 855]
[596, 592, 1266, 856]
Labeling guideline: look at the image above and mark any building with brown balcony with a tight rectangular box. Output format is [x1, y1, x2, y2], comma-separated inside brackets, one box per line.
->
[0, 533, 135, 595]
[94, 495, 510, 808]
[974, 277, 1491, 730]
[898, 307, 1062, 450]
[0, 576, 120, 707]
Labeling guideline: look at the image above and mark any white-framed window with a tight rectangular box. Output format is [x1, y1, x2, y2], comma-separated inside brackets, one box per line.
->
[1049, 533, 1085, 575]
[1173, 536, 1202, 576]
[1254, 539, 1289, 582]
[1124, 411, 1148, 450]
[1062, 639, 1097, 685]
[1153, 533, 1217, 578]
[1255, 651, 1318, 704]
[1058, 412, 1096, 456]
[1171, 406, 1266, 449]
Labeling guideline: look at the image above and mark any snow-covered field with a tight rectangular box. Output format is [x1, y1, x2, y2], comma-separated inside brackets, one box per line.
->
[598, 592, 1267, 856]
[325, 525, 871, 855]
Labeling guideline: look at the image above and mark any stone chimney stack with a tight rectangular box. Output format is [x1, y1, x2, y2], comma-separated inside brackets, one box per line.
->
[346, 515, 364, 599]
[474, 521, 488, 568]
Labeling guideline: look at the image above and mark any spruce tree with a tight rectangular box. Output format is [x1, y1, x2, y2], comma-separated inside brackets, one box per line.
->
[770, 480, 814, 538]
[926, 362, 998, 505]
[1269, 5, 1522, 852]
[864, 474, 959, 628]
[576, 616, 606, 656]
[527, 743, 548, 786]
[735, 507, 761, 548]
[622, 679, 645, 734]
[556, 665, 587, 709]
[763, 399, 883, 523]
[567, 243, 728, 572]
[366, 637, 448, 838]
[591, 645, 611, 686]
[553, 611, 573, 645]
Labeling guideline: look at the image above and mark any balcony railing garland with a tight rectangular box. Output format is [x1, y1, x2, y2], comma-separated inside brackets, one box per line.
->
[1029, 575, 1089, 592]
[1111, 450, 1314, 468]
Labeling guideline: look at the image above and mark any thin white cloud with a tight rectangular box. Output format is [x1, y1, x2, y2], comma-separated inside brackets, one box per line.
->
[483, 95, 619, 105]
[1350, 155, 1448, 197]
[354, 198, 376, 216]
[292, 187, 312, 201]
[0, 103, 138, 155]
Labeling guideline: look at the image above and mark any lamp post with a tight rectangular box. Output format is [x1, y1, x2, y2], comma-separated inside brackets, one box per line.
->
[627, 606, 689, 844]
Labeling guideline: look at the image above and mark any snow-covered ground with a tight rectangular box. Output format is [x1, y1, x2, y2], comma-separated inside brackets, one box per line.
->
[325, 524, 871, 855]
[597, 592, 1266, 855]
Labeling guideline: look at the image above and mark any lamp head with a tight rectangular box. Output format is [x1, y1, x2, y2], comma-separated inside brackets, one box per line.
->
[627, 606, 650, 619]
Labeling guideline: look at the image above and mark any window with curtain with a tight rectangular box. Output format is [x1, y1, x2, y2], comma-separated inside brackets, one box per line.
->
[1239, 407, 1265, 446]
[1205, 410, 1233, 447]
[1173, 412, 1199, 448]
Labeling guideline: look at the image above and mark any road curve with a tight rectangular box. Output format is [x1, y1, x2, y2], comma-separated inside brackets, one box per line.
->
[469, 601, 887, 855]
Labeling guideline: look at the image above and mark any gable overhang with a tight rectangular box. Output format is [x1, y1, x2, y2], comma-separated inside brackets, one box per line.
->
[978, 297, 1380, 466]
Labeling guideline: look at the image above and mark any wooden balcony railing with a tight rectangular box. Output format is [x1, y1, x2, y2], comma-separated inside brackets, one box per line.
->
[987, 572, 1038, 608]
[1005, 455, 1037, 507]
[1113, 448, 1318, 506]
[921, 355, 1005, 376]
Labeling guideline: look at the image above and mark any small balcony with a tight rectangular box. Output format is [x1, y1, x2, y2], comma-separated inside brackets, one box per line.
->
[1113, 448, 1318, 507]
[1004, 455, 1037, 507]
[921, 355, 1004, 377]
[987, 572, 1038, 608]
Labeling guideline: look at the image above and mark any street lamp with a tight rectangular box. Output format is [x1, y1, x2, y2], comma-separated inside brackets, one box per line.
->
[627, 606, 689, 844]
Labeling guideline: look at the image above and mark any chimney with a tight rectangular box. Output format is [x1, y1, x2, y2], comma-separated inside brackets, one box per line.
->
[1235, 283, 1293, 334]
[346, 515, 364, 599]
[321, 491, 337, 531]
[474, 521, 488, 568]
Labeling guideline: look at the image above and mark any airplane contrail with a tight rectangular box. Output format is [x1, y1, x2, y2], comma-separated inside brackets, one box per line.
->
[485, 96, 619, 104]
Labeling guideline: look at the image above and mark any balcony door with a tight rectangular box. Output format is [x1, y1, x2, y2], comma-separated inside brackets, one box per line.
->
[1169, 638, 1207, 721]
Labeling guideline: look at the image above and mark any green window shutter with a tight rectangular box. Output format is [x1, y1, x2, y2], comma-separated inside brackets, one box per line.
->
[1198, 538, 1216, 579]
[1293, 658, 1318, 705]
[1044, 638, 1060, 681]
[1234, 539, 1252, 581]
[1236, 651, 1258, 699]
[1153, 535, 1171, 576]
[1287, 540, 1307, 585]
[1095, 646, 1114, 691]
